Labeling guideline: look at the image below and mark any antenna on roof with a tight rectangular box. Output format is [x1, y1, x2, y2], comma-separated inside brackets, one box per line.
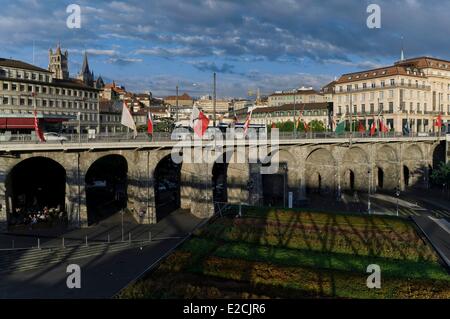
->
[400, 36, 405, 61]
[32, 40, 35, 65]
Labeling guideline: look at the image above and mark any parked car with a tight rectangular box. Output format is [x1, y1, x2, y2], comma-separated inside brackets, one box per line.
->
[44, 132, 68, 142]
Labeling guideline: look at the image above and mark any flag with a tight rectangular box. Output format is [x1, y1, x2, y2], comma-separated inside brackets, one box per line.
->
[403, 121, 410, 135]
[147, 111, 153, 135]
[121, 102, 137, 138]
[358, 121, 365, 133]
[435, 114, 443, 128]
[190, 106, 210, 137]
[379, 119, 389, 133]
[303, 120, 310, 132]
[243, 110, 252, 135]
[335, 113, 346, 134]
[369, 120, 376, 136]
[33, 109, 46, 142]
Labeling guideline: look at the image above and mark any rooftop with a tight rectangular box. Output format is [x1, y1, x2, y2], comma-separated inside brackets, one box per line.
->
[0, 58, 51, 73]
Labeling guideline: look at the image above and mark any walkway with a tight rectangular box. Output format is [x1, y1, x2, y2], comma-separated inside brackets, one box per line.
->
[412, 215, 450, 269]
[0, 210, 205, 298]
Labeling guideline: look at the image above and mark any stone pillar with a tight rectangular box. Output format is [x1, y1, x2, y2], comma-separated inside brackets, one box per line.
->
[0, 158, 12, 232]
[181, 163, 214, 218]
[228, 162, 251, 205]
[126, 151, 155, 224]
[65, 153, 87, 229]
[0, 181, 7, 232]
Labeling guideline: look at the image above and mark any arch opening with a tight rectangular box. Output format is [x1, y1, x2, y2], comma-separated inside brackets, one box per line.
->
[403, 165, 410, 188]
[262, 162, 288, 207]
[377, 167, 384, 189]
[6, 157, 66, 228]
[154, 155, 181, 222]
[212, 161, 228, 205]
[85, 155, 128, 225]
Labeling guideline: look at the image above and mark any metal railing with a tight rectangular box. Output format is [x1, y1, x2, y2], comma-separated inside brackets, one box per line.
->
[0, 130, 446, 145]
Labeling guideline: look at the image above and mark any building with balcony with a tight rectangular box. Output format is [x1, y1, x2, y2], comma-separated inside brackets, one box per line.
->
[332, 57, 450, 133]
[268, 87, 325, 107]
[246, 102, 332, 129]
[0, 53, 100, 134]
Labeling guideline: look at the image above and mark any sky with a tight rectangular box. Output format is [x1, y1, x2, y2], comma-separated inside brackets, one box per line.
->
[0, 0, 448, 98]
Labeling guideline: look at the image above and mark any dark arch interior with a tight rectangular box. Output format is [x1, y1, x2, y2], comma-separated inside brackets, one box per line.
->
[7, 157, 66, 227]
[403, 165, 410, 188]
[85, 155, 128, 225]
[377, 167, 384, 189]
[262, 161, 288, 207]
[154, 155, 181, 222]
[348, 170, 355, 191]
[212, 161, 228, 205]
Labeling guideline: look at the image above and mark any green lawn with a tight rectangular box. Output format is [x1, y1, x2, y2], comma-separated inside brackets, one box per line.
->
[119, 208, 450, 299]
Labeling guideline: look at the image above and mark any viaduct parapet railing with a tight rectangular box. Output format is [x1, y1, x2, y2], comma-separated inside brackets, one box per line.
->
[0, 132, 446, 152]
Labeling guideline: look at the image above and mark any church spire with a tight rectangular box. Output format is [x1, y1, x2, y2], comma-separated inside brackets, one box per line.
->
[400, 36, 405, 61]
[81, 51, 90, 74]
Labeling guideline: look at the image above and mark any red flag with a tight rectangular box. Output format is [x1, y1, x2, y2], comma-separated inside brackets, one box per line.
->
[435, 114, 443, 128]
[303, 120, 310, 132]
[147, 111, 153, 134]
[369, 121, 376, 136]
[358, 121, 365, 133]
[190, 106, 210, 137]
[379, 119, 389, 133]
[34, 109, 46, 142]
[243, 110, 252, 135]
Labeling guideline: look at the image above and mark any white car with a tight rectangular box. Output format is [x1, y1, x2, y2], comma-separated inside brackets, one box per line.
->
[43, 132, 68, 142]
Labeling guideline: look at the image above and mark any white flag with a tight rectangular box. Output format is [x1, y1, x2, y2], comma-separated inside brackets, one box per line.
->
[121, 102, 137, 138]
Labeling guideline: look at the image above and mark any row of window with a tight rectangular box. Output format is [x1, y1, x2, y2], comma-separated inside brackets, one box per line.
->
[100, 115, 121, 122]
[337, 103, 450, 114]
[0, 96, 97, 110]
[253, 110, 328, 118]
[336, 89, 434, 103]
[0, 109, 98, 122]
[338, 79, 431, 92]
[0, 68, 52, 83]
[1, 81, 98, 99]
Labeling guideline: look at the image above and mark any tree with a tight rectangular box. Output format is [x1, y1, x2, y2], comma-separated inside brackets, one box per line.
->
[309, 120, 326, 132]
[430, 162, 450, 189]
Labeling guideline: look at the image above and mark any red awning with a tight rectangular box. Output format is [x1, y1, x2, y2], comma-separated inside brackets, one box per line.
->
[0, 118, 35, 129]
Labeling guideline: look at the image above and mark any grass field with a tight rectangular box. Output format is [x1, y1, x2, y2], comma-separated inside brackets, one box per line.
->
[119, 208, 450, 299]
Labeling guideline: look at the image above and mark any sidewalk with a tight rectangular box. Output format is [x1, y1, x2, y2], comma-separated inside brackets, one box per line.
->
[411, 215, 450, 270]
[0, 209, 203, 249]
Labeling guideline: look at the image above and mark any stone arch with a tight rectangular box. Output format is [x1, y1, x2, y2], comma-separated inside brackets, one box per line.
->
[153, 153, 182, 222]
[375, 145, 398, 190]
[85, 154, 128, 225]
[403, 144, 425, 188]
[341, 147, 369, 191]
[261, 148, 300, 207]
[5, 156, 67, 228]
[305, 148, 336, 195]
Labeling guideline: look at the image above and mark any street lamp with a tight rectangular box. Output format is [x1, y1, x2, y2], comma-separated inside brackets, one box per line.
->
[77, 112, 81, 143]
[367, 169, 371, 215]
[395, 187, 400, 217]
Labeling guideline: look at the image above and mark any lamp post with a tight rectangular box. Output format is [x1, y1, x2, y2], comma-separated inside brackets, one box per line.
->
[395, 187, 400, 217]
[77, 112, 81, 143]
[367, 168, 371, 215]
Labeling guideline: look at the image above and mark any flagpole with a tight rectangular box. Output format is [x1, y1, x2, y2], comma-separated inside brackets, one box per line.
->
[293, 90, 297, 137]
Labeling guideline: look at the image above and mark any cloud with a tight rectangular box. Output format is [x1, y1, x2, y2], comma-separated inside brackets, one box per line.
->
[190, 61, 237, 74]
[1, 0, 449, 96]
[107, 57, 143, 65]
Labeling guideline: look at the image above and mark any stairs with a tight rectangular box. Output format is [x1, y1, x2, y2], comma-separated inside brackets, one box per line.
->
[0, 240, 153, 274]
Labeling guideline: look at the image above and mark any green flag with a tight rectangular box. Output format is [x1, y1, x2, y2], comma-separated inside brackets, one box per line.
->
[335, 113, 346, 134]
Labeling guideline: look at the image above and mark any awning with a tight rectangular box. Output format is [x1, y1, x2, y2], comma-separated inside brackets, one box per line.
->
[0, 118, 34, 129]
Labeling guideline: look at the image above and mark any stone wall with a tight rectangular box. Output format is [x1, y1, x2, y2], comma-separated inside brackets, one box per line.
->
[0, 139, 442, 231]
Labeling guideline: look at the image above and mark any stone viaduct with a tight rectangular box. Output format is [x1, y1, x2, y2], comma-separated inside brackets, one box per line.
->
[0, 136, 447, 231]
